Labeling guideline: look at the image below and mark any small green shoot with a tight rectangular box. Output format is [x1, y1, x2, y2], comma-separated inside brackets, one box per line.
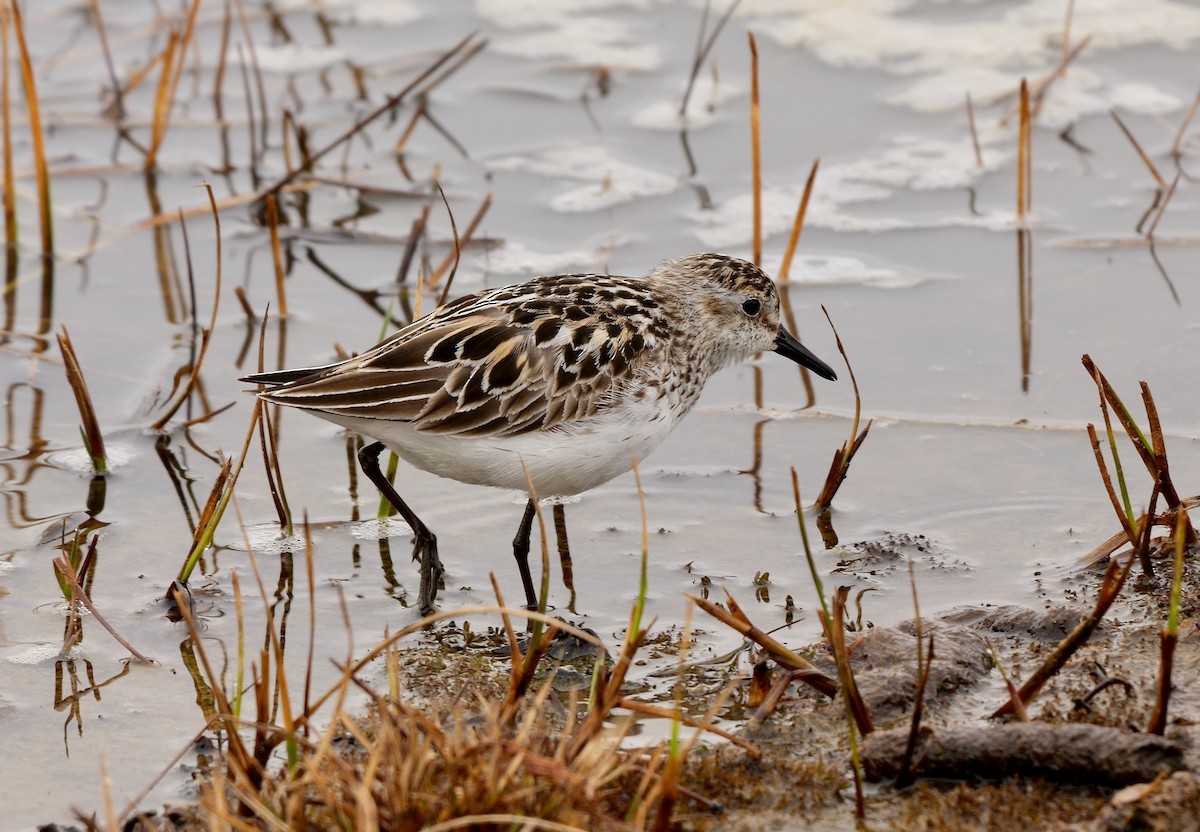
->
[1147, 505, 1189, 735]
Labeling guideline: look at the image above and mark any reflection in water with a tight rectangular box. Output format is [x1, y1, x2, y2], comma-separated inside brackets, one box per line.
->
[54, 658, 132, 753]
[1017, 227, 1033, 393]
[1145, 172, 1182, 305]
[144, 172, 185, 326]
[738, 415, 767, 515]
[179, 635, 218, 722]
[817, 508, 838, 549]
[306, 246, 388, 317]
[155, 434, 202, 537]
[36, 258, 54, 353]
[2, 247, 14, 344]
[1147, 242, 1180, 306]
[268, 550, 296, 724]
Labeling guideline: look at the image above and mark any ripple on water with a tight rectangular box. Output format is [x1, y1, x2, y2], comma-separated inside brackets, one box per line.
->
[46, 444, 135, 474]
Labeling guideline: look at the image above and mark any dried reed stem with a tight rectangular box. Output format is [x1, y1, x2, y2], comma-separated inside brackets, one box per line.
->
[1170, 88, 1200, 158]
[1, 1, 15, 249]
[813, 307, 871, 511]
[992, 554, 1134, 718]
[748, 31, 761, 266]
[56, 326, 106, 472]
[152, 185, 224, 429]
[53, 554, 152, 663]
[1110, 109, 1165, 189]
[265, 194, 289, 318]
[778, 159, 819, 281]
[1016, 79, 1031, 221]
[11, 1, 52, 255]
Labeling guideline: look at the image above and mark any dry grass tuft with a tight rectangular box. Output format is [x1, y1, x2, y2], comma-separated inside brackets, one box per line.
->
[205, 670, 655, 831]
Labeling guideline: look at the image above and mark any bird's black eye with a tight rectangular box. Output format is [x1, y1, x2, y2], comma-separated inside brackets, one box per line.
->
[742, 298, 761, 316]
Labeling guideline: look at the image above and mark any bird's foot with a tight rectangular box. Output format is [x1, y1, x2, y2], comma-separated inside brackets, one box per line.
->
[414, 532, 443, 616]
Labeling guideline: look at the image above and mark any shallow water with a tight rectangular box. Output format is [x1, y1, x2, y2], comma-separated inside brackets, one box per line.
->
[2, 0, 1200, 827]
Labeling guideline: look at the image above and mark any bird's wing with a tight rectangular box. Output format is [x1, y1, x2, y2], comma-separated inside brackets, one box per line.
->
[256, 279, 663, 438]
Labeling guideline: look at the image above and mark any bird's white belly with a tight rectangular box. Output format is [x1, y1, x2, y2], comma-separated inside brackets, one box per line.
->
[324, 398, 681, 496]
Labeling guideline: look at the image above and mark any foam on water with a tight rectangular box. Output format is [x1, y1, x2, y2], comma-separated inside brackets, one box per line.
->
[478, 0, 664, 71]
[690, 135, 1012, 244]
[254, 43, 345, 73]
[475, 241, 602, 276]
[489, 145, 679, 212]
[631, 79, 742, 131]
[349, 517, 415, 541]
[751, 0, 1198, 127]
[270, 0, 419, 25]
[47, 444, 135, 474]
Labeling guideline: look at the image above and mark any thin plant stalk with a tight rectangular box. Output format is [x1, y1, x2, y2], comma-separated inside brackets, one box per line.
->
[897, 559, 934, 787]
[747, 32, 762, 266]
[56, 326, 107, 473]
[265, 194, 289, 318]
[688, 590, 836, 696]
[827, 592, 866, 819]
[430, 192, 492, 302]
[263, 33, 481, 197]
[176, 394, 263, 582]
[53, 554, 152, 663]
[777, 158, 819, 281]
[966, 93, 983, 167]
[796, 468, 867, 814]
[1170, 88, 1200, 159]
[152, 185, 224, 429]
[813, 308, 871, 511]
[1017, 79, 1031, 221]
[11, 1, 51, 255]
[1, 0, 15, 250]
[1111, 109, 1165, 188]
[1147, 506, 1188, 734]
[986, 639, 1029, 721]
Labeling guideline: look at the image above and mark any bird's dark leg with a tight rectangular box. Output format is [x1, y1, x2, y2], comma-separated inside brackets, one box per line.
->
[358, 441, 443, 615]
[512, 498, 538, 609]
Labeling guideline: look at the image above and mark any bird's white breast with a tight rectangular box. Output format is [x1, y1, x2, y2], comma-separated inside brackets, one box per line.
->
[323, 392, 683, 496]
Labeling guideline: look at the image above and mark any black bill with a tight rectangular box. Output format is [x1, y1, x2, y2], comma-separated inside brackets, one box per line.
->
[774, 326, 838, 381]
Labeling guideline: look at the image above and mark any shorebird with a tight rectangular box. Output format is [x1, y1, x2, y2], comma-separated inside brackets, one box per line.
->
[244, 253, 836, 614]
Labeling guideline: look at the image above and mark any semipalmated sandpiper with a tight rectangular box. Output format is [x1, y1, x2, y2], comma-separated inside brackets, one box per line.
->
[244, 252, 836, 614]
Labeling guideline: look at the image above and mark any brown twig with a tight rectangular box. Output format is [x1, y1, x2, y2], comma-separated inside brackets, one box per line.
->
[992, 554, 1134, 718]
[1111, 109, 1166, 189]
[686, 591, 837, 697]
[262, 34, 481, 198]
[53, 555, 152, 663]
[825, 587, 874, 736]
[813, 306, 871, 511]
